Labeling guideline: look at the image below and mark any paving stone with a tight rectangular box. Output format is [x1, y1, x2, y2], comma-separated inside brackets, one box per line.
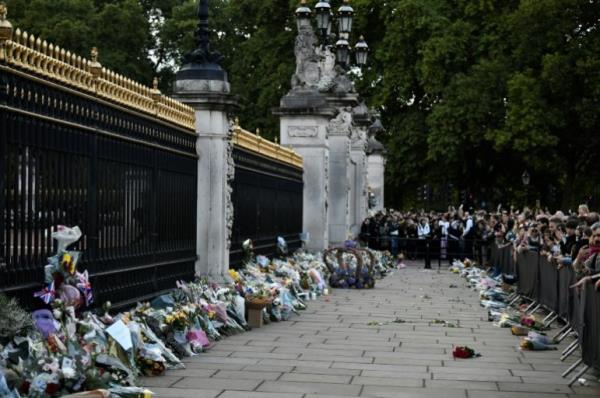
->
[351, 376, 424, 387]
[429, 366, 511, 376]
[156, 368, 216, 378]
[300, 354, 374, 363]
[425, 379, 498, 391]
[360, 386, 467, 398]
[305, 395, 356, 398]
[171, 377, 261, 390]
[373, 357, 442, 366]
[257, 358, 333, 368]
[138, 376, 183, 388]
[431, 373, 520, 383]
[279, 372, 352, 384]
[193, 356, 259, 365]
[242, 364, 295, 372]
[182, 362, 246, 371]
[230, 351, 300, 360]
[360, 370, 429, 379]
[332, 362, 428, 372]
[148, 387, 222, 397]
[218, 391, 302, 398]
[213, 370, 282, 380]
[497, 382, 574, 393]
[293, 366, 361, 376]
[468, 392, 570, 398]
[257, 380, 362, 395]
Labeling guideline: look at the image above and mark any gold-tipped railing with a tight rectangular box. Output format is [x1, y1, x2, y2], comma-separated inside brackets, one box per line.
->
[233, 119, 303, 169]
[0, 4, 195, 132]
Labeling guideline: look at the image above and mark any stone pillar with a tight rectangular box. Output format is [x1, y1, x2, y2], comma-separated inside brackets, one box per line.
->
[349, 130, 368, 234]
[326, 109, 353, 246]
[276, 106, 335, 251]
[172, 0, 238, 279]
[349, 103, 371, 235]
[274, 11, 338, 251]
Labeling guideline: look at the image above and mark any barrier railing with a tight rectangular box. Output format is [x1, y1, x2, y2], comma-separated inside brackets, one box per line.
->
[511, 247, 599, 386]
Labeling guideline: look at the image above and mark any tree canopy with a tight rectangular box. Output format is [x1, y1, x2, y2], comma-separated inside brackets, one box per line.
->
[5, 0, 600, 210]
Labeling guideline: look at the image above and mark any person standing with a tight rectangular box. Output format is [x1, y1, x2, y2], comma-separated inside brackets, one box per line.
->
[439, 214, 450, 260]
[462, 211, 475, 259]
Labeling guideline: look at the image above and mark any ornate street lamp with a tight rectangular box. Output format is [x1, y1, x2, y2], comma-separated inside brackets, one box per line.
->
[315, 1, 331, 36]
[337, 0, 354, 34]
[354, 35, 369, 66]
[335, 38, 350, 66]
[295, 0, 312, 30]
[294, 0, 368, 69]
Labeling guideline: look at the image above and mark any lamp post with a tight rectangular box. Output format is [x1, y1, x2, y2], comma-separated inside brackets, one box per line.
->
[296, 0, 369, 68]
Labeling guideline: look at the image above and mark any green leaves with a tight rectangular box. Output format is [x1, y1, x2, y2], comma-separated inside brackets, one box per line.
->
[5, 0, 600, 208]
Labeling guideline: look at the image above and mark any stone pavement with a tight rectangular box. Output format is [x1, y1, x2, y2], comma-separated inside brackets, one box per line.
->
[141, 263, 600, 398]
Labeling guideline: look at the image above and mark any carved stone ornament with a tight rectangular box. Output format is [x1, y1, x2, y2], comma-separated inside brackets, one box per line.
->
[327, 108, 353, 137]
[350, 126, 368, 149]
[288, 126, 319, 137]
[332, 69, 354, 94]
[291, 23, 321, 90]
[316, 46, 337, 93]
[225, 120, 236, 250]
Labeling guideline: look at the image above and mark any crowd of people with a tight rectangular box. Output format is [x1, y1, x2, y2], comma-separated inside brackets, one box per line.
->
[359, 205, 600, 286]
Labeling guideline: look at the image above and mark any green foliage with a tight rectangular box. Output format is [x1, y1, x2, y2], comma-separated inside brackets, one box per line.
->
[5, 0, 600, 209]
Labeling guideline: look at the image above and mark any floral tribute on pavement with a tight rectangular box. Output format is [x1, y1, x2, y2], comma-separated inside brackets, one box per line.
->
[0, 228, 394, 397]
[450, 259, 558, 352]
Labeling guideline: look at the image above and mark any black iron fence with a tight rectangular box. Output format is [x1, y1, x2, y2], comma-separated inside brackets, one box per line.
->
[229, 147, 303, 267]
[0, 67, 197, 309]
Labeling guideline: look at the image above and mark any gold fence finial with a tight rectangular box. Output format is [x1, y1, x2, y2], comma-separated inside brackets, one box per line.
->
[89, 47, 102, 78]
[256, 127, 260, 137]
[274, 136, 279, 144]
[234, 117, 241, 129]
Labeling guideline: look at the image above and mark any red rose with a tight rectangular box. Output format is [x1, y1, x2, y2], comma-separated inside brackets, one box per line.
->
[453, 346, 477, 359]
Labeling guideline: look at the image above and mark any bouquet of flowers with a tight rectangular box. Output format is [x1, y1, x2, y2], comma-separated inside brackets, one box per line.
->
[452, 346, 481, 359]
[520, 315, 546, 330]
[34, 226, 93, 309]
[519, 337, 558, 351]
[164, 311, 189, 331]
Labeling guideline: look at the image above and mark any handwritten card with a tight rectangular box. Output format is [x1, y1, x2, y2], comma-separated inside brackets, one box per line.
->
[105, 320, 133, 351]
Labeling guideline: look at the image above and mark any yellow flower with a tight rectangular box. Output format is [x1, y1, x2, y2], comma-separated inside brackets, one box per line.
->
[229, 269, 240, 282]
[61, 253, 75, 275]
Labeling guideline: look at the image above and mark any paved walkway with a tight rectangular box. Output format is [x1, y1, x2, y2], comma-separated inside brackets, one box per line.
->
[141, 263, 600, 398]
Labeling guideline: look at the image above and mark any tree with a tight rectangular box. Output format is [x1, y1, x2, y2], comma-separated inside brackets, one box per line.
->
[5, 0, 600, 209]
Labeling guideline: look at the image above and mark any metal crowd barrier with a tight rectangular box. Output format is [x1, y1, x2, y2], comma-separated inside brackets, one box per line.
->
[509, 247, 600, 386]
